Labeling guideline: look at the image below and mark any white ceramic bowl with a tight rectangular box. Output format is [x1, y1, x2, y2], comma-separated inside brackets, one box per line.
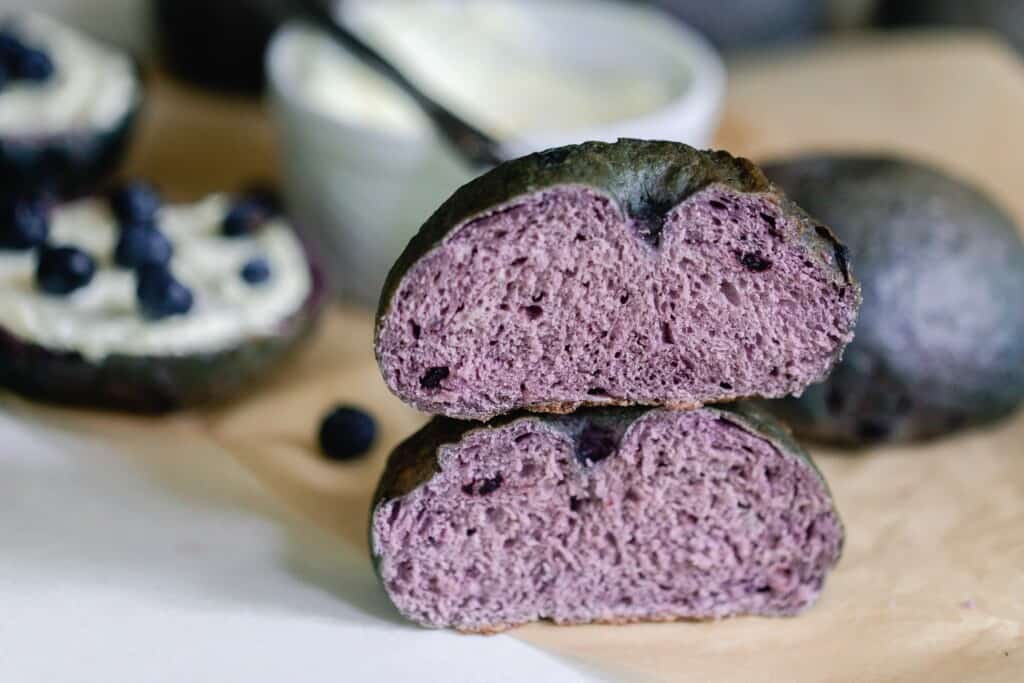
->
[267, 0, 725, 306]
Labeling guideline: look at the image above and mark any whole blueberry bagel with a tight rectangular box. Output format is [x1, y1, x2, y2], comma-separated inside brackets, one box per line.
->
[370, 405, 844, 633]
[375, 139, 861, 421]
[753, 155, 1024, 445]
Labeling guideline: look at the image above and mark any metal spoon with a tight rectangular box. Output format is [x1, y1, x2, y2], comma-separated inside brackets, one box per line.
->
[297, 0, 507, 169]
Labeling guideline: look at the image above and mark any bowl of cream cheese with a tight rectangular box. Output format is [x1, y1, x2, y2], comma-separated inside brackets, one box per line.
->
[267, 0, 725, 305]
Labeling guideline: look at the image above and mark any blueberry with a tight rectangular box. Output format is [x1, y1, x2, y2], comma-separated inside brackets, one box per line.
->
[115, 224, 172, 269]
[0, 195, 49, 250]
[240, 257, 271, 285]
[419, 366, 449, 389]
[737, 251, 772, 272]
[0, 30, 23, 63]
[576, 423, 618, 467]
[477, 473, 503, 496]
[318, 406, 377, 461]
[242, 185, 283, 217]
[13, 47, 53, 82]
[0, 63, 7, 93]
[462, 474, 505, 496]
[136, 264, 193, 320]
[109, 182, 162, 225]
[222, 200, 269, 238]
[36, 245, 95, 296]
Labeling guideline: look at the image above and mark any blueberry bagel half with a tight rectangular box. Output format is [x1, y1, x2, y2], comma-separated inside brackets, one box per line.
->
[0, 183, 325, 412]
[371, 405, 843, 633]
[376, 139, 861, 421]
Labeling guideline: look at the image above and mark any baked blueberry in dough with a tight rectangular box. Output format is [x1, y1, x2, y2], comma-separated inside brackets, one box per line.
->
[370, 406, 843, 633]
[376, 139, 861, 421]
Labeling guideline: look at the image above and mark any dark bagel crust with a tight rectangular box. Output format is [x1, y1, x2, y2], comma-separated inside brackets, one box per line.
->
[0, 251, 327, 414]
[375, 139, 860, 420]
[754, 155, 1024, 445]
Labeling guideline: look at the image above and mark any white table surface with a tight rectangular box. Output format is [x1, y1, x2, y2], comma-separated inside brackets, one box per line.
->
[0, 404, 604, 682]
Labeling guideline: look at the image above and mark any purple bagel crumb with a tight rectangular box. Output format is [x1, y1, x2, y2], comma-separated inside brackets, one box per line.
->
[371, 409, 843, 632]
[377, 185, 857, 420]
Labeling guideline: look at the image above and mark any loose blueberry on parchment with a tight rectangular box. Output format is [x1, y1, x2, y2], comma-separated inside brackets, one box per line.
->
[318, 406, 377, 462]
